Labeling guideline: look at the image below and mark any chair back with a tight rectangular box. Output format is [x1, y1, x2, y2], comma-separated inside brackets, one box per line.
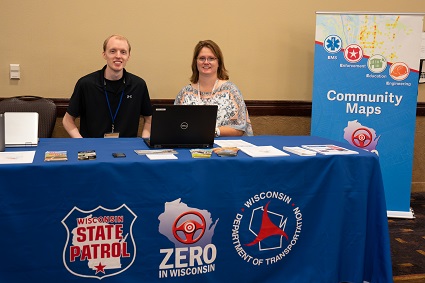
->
[0, 96, 57, 138]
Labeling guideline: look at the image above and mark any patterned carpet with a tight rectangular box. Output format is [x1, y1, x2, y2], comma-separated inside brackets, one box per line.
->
[390, 192, 425, 282]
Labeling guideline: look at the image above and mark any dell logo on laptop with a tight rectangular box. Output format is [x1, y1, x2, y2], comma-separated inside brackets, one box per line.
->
[180, 122, 188, 130]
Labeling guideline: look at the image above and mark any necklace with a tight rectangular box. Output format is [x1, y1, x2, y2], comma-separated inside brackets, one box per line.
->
[197, 79, 219, 101]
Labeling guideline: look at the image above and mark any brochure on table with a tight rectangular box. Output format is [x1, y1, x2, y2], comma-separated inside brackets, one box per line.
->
[0, 151, 36, 164]
[238, 146, 289, 158]
[301, 145, 358, 155]
[283, 146, 317, 156]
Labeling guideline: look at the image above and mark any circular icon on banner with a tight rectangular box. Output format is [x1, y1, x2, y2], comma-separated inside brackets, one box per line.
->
[351, 128, 373, 148]
[323, 35, 342, 53]
[172, 211, 206, 244]
[368, 54, 387, 73]
[344, 44, 363, 63]
[389, 62, 410, 81]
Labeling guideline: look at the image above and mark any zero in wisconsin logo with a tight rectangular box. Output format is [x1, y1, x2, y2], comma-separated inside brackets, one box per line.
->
[232, 191, 302, 266]
[62, 204, 137, 279]
[158, 199, 219, 279]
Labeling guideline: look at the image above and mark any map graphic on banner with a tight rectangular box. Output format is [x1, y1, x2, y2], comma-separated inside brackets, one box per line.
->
[311, 13, 423, 217]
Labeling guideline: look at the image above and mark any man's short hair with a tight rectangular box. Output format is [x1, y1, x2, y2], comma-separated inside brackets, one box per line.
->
[103, 34, 131, 53]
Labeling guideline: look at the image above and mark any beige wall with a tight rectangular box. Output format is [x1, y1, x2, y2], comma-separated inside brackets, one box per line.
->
[2, 1, 425, 101]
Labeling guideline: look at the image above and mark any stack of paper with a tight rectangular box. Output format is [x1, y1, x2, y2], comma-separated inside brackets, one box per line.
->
[134, 149, 178, 155]
[0, 151, 36, 164]
[214, 139, 255, 148]
[283, 146, 317, 156]
[301, 145, 358, 155]
[238, 146, 289, 157]
[146, 154, 177, 160]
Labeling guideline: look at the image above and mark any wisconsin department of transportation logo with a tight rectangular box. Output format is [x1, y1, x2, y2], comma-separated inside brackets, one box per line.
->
[232, 191, 302, 266]
[62, 204, 137, 279]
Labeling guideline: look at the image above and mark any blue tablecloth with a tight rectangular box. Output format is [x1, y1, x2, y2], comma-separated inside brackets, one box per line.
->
[0, 136, 392, 282]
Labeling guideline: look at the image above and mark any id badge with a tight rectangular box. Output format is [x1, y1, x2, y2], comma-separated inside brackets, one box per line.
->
[104, 132, 120, 138]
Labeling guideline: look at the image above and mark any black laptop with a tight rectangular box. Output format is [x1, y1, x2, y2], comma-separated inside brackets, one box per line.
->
[144, 105, 218, 148]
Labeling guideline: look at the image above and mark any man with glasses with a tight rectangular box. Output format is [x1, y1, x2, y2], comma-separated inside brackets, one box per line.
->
[174, 40, 253, 137]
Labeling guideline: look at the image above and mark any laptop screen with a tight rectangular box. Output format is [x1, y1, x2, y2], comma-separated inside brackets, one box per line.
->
[4, 112, 39, 147]
[145, 105, 218, 148]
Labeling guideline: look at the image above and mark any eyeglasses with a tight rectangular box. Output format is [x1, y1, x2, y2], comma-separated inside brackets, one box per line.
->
[197, 57, 217, 63]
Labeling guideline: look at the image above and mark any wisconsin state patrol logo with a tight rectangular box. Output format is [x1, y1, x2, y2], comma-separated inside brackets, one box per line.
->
[62, 204, 137, 279]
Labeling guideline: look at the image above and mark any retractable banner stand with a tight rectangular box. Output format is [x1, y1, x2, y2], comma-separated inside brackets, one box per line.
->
[311, 12, 424, 218]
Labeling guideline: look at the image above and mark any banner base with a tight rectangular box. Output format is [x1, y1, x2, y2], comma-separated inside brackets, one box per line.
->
[387, 208, 415, 219]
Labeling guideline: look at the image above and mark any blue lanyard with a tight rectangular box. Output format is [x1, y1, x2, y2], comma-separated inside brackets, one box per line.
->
[104, 84, 124, 133]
